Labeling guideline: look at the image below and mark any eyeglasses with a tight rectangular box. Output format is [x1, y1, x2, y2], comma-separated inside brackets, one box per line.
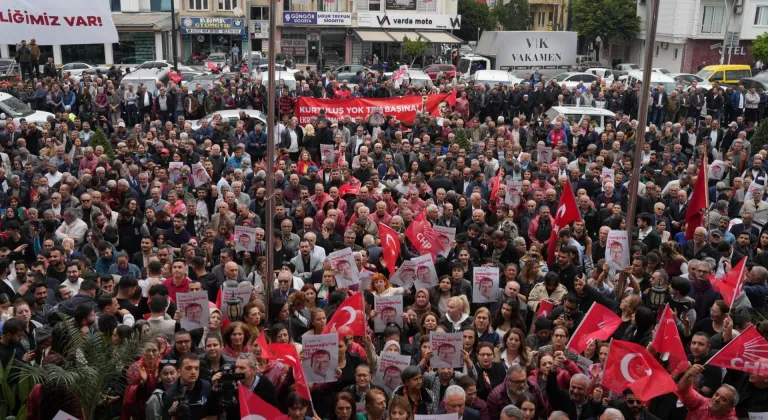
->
[625, 399, 642, 405]
[553, 334, 568, 338]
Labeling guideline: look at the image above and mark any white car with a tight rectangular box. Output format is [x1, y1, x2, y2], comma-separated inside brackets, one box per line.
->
[671, 73, 711, 91]
[552, 72, 599, 90]
[134, 60, 200, 73]
[0, 92, 54, 126]
[545, 106, 616, 134]
[384, 69, 434, 89]
[207, 53, 229, 68]
[585, 68, 615, 83]
[471, 70, 521, 87]
[651, 67, 671, 75]
[189, 109, 267, 131]
[61, 62, 110, 81]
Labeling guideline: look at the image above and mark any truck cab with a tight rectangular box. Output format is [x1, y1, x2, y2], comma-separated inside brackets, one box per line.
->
[457, 54, 492, 82]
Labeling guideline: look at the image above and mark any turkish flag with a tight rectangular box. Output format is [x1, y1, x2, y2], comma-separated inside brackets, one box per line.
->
[602, 340, 677, 401]
[322, 293, 366, 337]
[709, 256, 747, 307]
[256, 332, 274, 359]
[546, 181, 581, 265]
[405, 212, 441, 260]
[238, 382, 285, 419]
[536, 300, 554, 319]
[378, 223, 401, 271]
[685, 156, 708, 240]
[206, 61, 218, 71]
[650, 304, 689, 375]
[270, 343, 312, 401]
[706, 325, 768, 375]
[490, 169, 501, 203]
[566, 303, 621, 354]
[169, 72, 183, 84]
[338, 183, 360, 197]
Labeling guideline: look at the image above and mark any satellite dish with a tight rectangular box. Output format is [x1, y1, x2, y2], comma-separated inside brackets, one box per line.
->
[232, 6, 244, 17]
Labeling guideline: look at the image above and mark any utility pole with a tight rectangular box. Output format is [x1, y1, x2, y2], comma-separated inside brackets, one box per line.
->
[264, 0, 277, 312]
[171, 0, 178, 70]
[625, 0, 660, 250]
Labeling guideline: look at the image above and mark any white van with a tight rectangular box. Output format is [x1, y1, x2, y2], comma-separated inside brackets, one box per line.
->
[261, 70, 298, 92]
[0, 92, 54, 126]
[625, 71, 678, 93]
[472, 70, 521, 87]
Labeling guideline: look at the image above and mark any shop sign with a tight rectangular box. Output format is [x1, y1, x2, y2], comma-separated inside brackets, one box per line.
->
[180, 17, 245, 35]
[282, 11, 352, 25]
[282, 39, 308, 56]
[251, 20, 269, 39]
[357, 13, 460, 29]
[386, 0, 417, 11]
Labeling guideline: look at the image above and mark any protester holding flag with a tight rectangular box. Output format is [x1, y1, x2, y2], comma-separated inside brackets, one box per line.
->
[677, 364, 739, 420]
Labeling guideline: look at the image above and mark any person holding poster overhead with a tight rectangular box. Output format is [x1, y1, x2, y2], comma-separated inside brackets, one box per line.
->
[370, 273, 406, 297]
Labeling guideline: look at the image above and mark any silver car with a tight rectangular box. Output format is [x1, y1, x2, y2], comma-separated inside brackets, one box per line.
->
[189, 109, 267, 131]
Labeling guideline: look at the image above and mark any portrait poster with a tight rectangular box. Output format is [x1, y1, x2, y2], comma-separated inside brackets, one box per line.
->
[430, 332, 463, 368]
[359, 270, 374, 291]
[168, 162, 183, 184]
[234, 225, 257, 253]
[301, 333, 339, 384]
[432, 225, 455, 258]
[329, 247, 360, 287]
[388, 263, 414, 289]
[410, 254, 438, 289]
[176, 291, 210, 330]
[601, 168, 615, 185]
[710, 160, 726, 180]
[220, 286, 251, 320]
[504, 181, 523, 207]
[191, 162, 211, 187]
[605, 230, 629, 271]
[320, 144, 336, 163]
[472, 266, 499, 304]
[374, 352, 411, 393]
[374, 295, 403, 332]
[746, 181, 764, 202]
[537, 146, 552, 164]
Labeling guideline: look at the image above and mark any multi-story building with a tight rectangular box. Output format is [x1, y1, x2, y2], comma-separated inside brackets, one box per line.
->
[529, 0, 569, 31]
[630, 0, 759, 73]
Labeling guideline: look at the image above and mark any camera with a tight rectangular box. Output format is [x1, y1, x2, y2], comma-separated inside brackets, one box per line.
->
[218, 364, 245, 408]
[170, 385, 191, 419]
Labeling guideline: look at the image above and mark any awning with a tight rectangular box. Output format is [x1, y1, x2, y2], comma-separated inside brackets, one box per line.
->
[354, 30, 396, 42]
[387, 31, 423, 43]
[111, 12, 172, 30]
[416, 31, 463, 44]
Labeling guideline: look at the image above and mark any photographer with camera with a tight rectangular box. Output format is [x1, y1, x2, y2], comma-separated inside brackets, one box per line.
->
[214, 353, 279, 419]
[162, 353, 220, 420]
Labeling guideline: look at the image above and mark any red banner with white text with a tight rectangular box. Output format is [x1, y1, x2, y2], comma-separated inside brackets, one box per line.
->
[294, 93, 456, 125]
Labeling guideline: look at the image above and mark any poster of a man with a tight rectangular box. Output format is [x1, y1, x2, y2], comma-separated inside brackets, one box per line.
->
[234, 226, 256, 253]
[305, 349, 332, 382]
[430, 332, 462, 368]
[301, 332, 339, 384]
[176, 291, 209, 330]
[373, 295, 403, 332]
[184, 303, 203, 324]
[329, 248, 360, 287]
[382, 365, 402, 392]
[432, 226, 455, 258]
[472, 266, 499, 303]
[710, 160, 726, 180]
[537, 146, 552, 164]
[605, 230, 629, 271]
[478, 278, 494, 300]
[321, 144, 335, 163]
[191, 162, 211, 187]
[436, 343, 457, 367]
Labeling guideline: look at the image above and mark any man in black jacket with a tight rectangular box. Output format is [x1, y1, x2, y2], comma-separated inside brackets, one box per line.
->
[546, 367, 602, 420]
[222, 354, 278, 418]
[163, 354, 220, 419]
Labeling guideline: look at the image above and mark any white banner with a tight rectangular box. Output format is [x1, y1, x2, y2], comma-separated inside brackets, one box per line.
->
[329, 247, 359, 287]
[302, 333, 339, 383]
[430, 332, 463, 368]
[432, 225, 455, 258]
[176, 291, 210, 330]
[374, 295, 403, 332]
[606, 230, 629, 271]
[472, 266, 499, 303]
[0, 0, 118, 46]
[357, 13, 461, 29]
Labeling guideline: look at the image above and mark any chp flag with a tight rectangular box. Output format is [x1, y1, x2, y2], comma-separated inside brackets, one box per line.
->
[706, 325, 768, 375]
[405, 211, 442, 261]
[709, 256, 748, 307]
[566, 302, 621, 354]
[602, 340, 678, 401]
[546, 180, 582, 265]
[685, 154, 709, 239]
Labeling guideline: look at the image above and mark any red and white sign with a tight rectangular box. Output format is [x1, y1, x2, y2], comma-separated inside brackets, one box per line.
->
[566, 302, 621, 354]
[405, 212, 441, 261]
[294, 93, 456, 125]
[602, 340, 677, 401]
[0, 0, 118, 45]
[707, 325, 768, 375]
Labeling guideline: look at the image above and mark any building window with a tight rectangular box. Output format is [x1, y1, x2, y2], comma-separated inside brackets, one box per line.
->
[674, 48, 678, 59]
[357, 0, 380, 11]
[150, 0, 171, 11]
[417, 0, 436, 13]
[319, 0, 341, 13]
[755, 6, 768, 25]
[538, 12, 545, 27]
[548, 12, 553, 26]
[113, 32, 156, 64]
[655, 44, 659, 56]
[188, 0, 208, 10]
[701, 5, 724, 33]
[251, 6, 269, 20]
[61, 44, 106, 64]
[219, 0, 237, 10]
[111, 0, 121, 12]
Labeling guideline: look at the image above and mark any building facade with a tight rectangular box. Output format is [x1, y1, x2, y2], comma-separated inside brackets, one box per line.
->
[630, 0, 761, 73]
[528, 0, 570, 32]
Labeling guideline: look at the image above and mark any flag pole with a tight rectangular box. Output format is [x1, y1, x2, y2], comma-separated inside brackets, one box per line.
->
[704, 324, 756, 366]
[704, 151, 711, 232]
[625, 0, 660, 250]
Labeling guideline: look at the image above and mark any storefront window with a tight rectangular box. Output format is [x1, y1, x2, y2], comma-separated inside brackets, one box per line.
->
[61, 44, 107, 64]
[8, 45, 54, 63]
[114, 32, 156, 64]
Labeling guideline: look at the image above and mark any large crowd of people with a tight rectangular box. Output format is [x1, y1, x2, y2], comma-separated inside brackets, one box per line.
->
[0, 50, 767, 420]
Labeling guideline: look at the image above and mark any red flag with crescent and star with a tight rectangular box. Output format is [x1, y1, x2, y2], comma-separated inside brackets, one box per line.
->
[706, 325, 768, 375]
[546, 180, 581, 265]
[536, 299, 554, 319]
[684, 155, 708, 240]
[238, 383, 285, 420]
[378, 223, 401, 271]
[321, 292, 366, 337]
[602, 340, 677, 401]
[566, 302, 621, 354]
[650, 304, 689, 375]
[269, 343, 312, 401]
[405, 211, 441, 261]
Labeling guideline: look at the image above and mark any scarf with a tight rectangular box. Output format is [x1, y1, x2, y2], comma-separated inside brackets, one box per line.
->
[413, 288, 432, 319]
[694, 279, 710, 303]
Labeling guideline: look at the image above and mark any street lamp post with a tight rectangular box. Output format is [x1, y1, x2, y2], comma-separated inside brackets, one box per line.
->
[170, 0, 178, 70]
[264, 0, 277, 312]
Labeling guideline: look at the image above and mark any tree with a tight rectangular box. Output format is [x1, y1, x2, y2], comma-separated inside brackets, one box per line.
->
[570, 0, 640, 51]
[751, 115, 768, 152]
[456, 0, 497, 44]
[402, 36, 428, 67]
[88, 129, 114, 160]
[751, 33, 768, 64]
[493, 0, 531, 31]
[452, 127, 471, 153]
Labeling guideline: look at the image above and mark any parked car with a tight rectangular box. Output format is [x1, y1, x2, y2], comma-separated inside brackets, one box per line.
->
[384, 69, 434, 89]
[585, 67, 615, 83]
[738, 73, 768, 91]
[545, 106, 616, 134]
[206, 53, 229, 68]
[189, 109, 266, 131]
[134, 60, 200, 73]
[671, 73, 711, 91]
[651, 67, 671, 75]
[614, 63, 641, 79]
[61, 62, 110, 78]
[334, 65, 378, 82]
[471, 70, 521, 87]
[0, 92, 55, 126]
[551, 72, 599, 90]
[423, 64, 457, 82]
